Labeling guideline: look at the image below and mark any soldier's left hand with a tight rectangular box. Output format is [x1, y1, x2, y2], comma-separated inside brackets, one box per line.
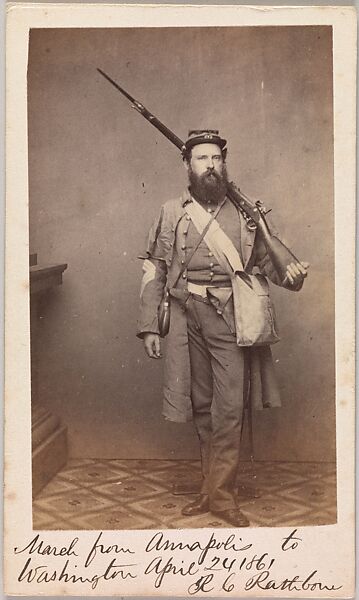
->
[285, 261, 309, 290]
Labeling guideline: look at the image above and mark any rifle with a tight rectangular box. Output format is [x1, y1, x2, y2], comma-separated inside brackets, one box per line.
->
[97, 68, 303, 285]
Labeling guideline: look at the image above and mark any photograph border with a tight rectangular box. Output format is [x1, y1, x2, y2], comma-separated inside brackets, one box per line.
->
[4, 3, 356, 597]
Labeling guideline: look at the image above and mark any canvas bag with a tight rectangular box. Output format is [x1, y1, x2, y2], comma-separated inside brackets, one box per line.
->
[185, 200, 280, 347]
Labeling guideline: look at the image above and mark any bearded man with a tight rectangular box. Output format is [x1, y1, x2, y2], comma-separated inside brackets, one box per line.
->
[137, 130, 308, 527]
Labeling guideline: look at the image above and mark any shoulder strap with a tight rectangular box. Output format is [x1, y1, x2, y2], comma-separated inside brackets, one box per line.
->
[186, 199, 245, 276]
[171, 200, 224, 289]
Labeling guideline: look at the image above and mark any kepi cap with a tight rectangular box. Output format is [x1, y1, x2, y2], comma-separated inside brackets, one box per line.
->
[183, 129, 227, 155]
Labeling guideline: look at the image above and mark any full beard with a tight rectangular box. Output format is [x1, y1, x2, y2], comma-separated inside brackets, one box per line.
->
[188, 165, 229, 205]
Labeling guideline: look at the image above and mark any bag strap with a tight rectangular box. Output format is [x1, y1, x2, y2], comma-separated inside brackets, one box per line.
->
[186, 199, 244, 277]
[171, 199, 225, 289]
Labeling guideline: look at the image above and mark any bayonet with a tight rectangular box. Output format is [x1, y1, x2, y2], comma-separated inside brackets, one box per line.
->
[97, 68, 185, 152]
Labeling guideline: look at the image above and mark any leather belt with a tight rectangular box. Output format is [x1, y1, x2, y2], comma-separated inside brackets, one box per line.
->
[188, 282, 214, 297]
[187, 282, 232, 298]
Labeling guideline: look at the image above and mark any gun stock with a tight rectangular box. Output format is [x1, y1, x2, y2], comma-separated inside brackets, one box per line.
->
[226, 183, 301, 284]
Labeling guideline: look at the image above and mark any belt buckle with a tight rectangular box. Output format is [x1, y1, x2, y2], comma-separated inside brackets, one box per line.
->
[200, 285, 208, 298]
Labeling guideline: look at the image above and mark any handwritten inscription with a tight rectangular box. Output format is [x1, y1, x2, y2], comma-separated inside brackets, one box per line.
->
[281, 529, 302, 552]
[245, 569, 343, 593]
[14, 533, 137, 590]
[13, 529, 343, 594]
[145, 531, 252, 564]
[85, 532, 135, 567]
[14, 534, 79, 558]
[143, 530, 343, 595]
[17, 557, 136, 589]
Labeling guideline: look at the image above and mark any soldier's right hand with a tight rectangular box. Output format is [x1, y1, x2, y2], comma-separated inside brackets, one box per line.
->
[143, 333, 162, 359]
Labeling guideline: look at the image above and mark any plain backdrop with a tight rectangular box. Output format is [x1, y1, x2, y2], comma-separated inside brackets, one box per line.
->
[28, 25, 335, 461]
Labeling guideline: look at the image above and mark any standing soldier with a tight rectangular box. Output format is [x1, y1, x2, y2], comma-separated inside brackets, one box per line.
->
[137, 130, 308, 527]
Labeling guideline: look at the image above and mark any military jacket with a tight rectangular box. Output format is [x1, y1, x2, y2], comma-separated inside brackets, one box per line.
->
[138, 188, 290, 423]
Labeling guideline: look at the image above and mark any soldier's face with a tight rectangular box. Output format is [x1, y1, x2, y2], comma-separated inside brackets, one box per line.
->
[187, 143, 224, 180]
[186, 143, 228, 202]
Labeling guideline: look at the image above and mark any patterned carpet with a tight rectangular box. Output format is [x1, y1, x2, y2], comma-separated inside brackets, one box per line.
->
[32, 459, 337, 530]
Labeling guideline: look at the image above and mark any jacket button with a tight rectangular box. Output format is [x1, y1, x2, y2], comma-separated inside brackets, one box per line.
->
[209, 262, 214, 268]
[181, 245, 186, 250]
[216, 309, 222, 315]
[182, 273, 187, 279]
[208, 252, 213, 257]
[186, 215, 191, 221]
[209, 271, 214, 277]
[181, 259, 185, 264]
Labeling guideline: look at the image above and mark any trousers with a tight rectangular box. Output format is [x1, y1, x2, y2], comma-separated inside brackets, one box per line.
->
[186, 295, 246, 511]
